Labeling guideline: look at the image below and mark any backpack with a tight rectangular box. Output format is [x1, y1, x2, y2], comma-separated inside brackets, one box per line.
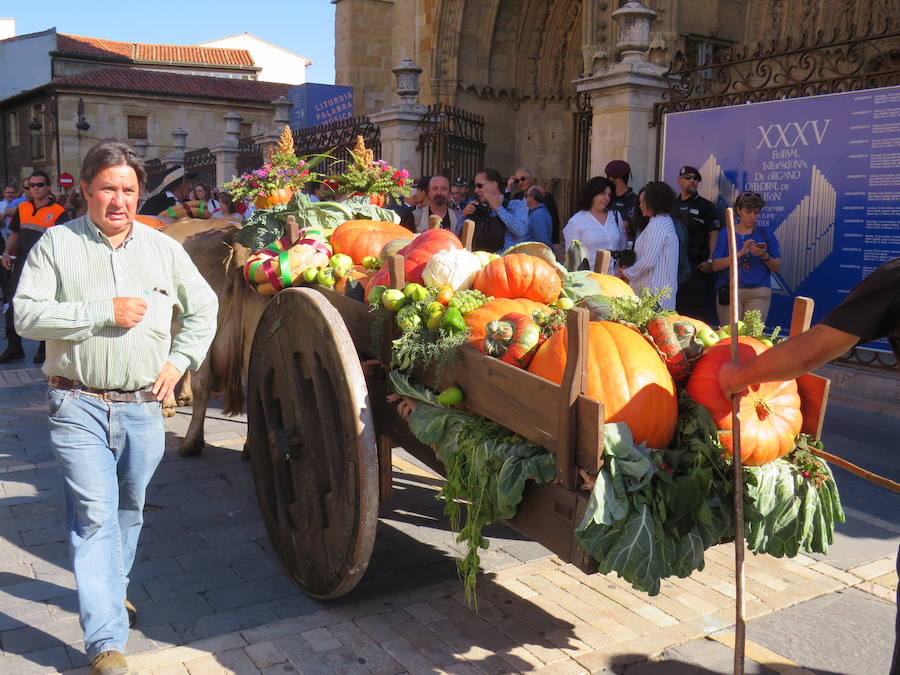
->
[672, 216, 692, 284]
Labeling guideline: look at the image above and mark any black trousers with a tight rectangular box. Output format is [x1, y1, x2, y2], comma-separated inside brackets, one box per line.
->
[4, 260, 23, 350]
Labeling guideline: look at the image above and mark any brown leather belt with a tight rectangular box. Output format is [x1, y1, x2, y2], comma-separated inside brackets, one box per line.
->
[49, 376, 157, 403]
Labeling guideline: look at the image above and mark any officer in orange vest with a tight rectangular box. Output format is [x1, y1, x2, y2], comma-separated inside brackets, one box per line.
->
[1, 171, 68, 363]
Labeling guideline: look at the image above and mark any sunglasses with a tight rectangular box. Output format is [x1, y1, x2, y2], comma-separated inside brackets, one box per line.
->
[475, 182, 488, 188]
[29, 182, 47, 188]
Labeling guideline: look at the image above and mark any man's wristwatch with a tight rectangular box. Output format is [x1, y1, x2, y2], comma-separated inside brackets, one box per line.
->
[761, 254, 771, 262]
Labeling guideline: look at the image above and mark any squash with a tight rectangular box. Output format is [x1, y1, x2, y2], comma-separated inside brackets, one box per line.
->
[365, 229, 463, 300]
[528, 321, 678, 449]
[686, 336, 802, 465]
[672, 315, 714, 335]
[330, 220, 413, 264]
[464, 298, 550, 348]
[586, 272, 635, 298]
[473, 254, 562, 304]
[253, 188, 294, 210]
[244, 235, 331, 295]
[646, 315, 704, 384]
[483, 313, 543, 368]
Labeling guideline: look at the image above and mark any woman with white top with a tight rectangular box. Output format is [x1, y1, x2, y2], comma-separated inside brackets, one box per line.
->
[563, 177, 626, 271]
[620, 181, 679, 310]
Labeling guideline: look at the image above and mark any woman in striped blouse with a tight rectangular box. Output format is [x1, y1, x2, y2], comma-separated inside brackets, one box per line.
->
[620, 182, 680, 310]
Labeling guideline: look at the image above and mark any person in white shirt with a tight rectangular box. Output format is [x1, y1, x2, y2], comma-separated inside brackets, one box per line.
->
[563, 177, 626, 271]
[620, 181, 680, 309]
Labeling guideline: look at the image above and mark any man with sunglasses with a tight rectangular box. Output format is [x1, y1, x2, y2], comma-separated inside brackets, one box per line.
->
[1, 171, 68, 363]
[505, 169, 534, 201]
[674, 165, 720, 323]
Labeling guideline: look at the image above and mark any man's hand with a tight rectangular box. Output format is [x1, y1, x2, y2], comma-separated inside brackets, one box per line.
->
[152, 361, 182, 402]
[0, 253, 11, 271]
[113, 297, 147, 328]
[483, 185, 503, 210]
[697, 260, 713, 273]
[718, 362, 746, 397]
[461, 201, 477, 218]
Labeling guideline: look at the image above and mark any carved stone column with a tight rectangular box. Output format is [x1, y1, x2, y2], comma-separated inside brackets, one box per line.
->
[164, 128, 188, 167]
[369, 60, 427, 174]
[575, 1, 668, 186]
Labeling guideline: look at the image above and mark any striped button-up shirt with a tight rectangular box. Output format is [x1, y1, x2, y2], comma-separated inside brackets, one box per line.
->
[14, 215, 218, 391]
[621, 214, 679, 310]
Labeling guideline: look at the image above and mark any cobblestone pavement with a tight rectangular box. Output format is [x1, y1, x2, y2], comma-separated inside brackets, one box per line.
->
[0, 358, 896, 674]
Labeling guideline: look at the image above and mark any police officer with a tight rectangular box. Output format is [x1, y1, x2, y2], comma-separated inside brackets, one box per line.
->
[674, 165, 720, 324]
[1, 171, 68, 363]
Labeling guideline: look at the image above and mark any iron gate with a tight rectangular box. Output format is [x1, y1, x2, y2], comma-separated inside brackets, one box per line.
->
[565, 91, 593, 223]
[419, 103, 485, 182]
[184, 147, 216, 189]
[237, 136, 264, 177]
[292, 117, 381, 176]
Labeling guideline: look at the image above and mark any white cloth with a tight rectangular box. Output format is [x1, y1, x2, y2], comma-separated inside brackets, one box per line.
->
[621, 214, 679, 310]
[562, 209, 626, 272]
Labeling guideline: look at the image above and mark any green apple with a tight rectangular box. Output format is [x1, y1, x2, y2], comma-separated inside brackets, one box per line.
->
[302, 267, 319, 284]
[315, 268, 336, 288]
[381, 289, 407, 312]
[695, 327, 720, 348]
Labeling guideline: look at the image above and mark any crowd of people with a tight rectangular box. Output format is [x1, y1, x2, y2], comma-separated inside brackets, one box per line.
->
[0, 157, 782, 364]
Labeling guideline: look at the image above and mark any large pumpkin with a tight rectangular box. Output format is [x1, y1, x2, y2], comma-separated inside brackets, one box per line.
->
[365, 229, 463, 299]
[686, 336, 802, 465]
[528, 321, 678, 449]
[587, 272, 636, 298]
[330, 220, 413, 264]
[474, 254, 562, 304]
[464, 298, 550, 348]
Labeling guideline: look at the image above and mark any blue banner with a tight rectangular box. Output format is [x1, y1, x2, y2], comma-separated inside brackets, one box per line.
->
[287, 83, 354, 130]
[662, 85, 900, 344]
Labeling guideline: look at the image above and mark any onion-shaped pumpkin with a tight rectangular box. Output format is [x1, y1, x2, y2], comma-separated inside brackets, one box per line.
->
[671, 315, 714, 335]
[528, 321, 678, 449]
[365, 229, 463, 300]
[474, 254, 562, 304]
[253, 188, 294, 210]
[330, 220, 413, 264]
[686, 336, 802, 465]
[464, 298, 550, 348]
[586, 272, 636, 298]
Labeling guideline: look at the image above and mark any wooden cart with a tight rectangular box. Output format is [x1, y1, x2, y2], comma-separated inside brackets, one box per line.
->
[243, 231, 831, 600]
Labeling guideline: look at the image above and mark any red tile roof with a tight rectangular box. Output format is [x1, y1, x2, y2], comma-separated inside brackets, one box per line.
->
[54, 68, 289, 103]
[56, 34, 255, 67]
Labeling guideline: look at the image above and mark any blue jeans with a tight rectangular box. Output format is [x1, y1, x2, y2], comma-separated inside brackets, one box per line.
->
[47, 388, 164, 659]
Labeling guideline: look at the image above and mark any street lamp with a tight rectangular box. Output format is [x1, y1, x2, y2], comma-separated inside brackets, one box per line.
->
[76, 98, 90, 132]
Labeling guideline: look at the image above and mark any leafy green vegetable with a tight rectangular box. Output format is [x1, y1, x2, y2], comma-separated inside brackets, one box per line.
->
[388, 370, 556, 607]
[609, 287, 672, 331]
[561, 271, 602, 303]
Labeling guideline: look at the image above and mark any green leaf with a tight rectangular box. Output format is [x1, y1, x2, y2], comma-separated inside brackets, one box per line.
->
[577, 294, 614, 322]
[591, 503, 665, 596]
[562, 271, 602, 303]
[671, 527, 706, 578]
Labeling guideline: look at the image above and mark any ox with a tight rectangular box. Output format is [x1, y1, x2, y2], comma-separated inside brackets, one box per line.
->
[161, 218, 269, 456]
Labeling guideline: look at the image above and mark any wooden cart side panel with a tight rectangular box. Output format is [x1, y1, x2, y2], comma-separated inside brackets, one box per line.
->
[798, 373, 830, 440]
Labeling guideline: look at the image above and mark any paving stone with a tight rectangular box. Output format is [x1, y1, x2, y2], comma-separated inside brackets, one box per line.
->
[204, 575, 301, 612]
[132, 593, 214, 627]
[266, 593, 327, 620]
[0, 615, 83, 653]
[141, 562, 239, 602]
[245, 640, 288, 668]
[173, 602, 280, 642]
[211, 647, 261, 674]
[0, 644, 72, 674]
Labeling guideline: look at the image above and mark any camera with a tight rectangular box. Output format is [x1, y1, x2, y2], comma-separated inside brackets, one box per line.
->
[609, 248, 637, 267]
[473, 202, 492, 220]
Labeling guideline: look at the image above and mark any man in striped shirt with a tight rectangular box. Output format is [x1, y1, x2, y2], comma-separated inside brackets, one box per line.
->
[14, 142, 218, 675]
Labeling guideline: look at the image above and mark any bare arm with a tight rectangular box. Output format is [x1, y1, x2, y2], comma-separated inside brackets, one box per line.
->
[719, 323, 859, 395]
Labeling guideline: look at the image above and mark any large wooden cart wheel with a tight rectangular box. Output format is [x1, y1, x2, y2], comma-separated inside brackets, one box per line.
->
[246, 287, 378, 598]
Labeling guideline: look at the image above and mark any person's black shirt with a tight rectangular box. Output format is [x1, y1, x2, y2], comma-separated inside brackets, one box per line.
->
[675, 193, 720, 267]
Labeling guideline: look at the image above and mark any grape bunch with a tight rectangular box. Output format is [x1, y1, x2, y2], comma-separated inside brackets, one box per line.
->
[448, 289, 493, 314]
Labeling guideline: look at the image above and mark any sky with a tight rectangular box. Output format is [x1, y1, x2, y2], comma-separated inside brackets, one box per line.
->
[7, 0, 337, 84]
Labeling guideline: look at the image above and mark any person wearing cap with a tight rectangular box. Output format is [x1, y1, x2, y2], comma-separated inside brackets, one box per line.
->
[605, 160, 640, 239]
[674, 165, 720, 323]
[138, 167, 193, 217]
[393, 176, 430, 226]
[450, 177, 473, 211]
[14, 141, 217, 675]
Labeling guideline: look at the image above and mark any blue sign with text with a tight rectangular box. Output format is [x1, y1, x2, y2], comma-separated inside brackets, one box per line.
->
[662, 85, 900, 342]
[287, 83, 354, 130]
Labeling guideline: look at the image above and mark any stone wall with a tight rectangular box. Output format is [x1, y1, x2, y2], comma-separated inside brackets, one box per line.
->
[334, 0, 396, 116]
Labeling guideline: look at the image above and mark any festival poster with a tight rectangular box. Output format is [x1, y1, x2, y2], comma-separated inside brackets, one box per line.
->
[287, 84, 354, 130]
[661, 85, 900, 346]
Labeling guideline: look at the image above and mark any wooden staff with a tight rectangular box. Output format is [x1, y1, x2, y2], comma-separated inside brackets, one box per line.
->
[725, 206, 746, 675]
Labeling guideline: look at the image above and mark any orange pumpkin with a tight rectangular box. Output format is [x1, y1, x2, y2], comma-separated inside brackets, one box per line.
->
[330, 220, 413, 264]
[254, 188, 294, 210]
[464, 298, 550, 348]
[474, 254, 562, 304]
[369, 193, 386, 207]
[528, 321, 678, 449]
[587, 272, 636, 298]
[686, 336, 802, 465]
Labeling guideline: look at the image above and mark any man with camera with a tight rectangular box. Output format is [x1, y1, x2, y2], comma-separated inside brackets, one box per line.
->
[462, 169, 529, 252]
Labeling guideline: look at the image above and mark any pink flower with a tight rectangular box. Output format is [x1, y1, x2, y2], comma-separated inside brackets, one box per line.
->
[400, 169, 410, 178]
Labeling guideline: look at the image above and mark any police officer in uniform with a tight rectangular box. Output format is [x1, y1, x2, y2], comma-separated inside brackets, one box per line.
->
[673, 165, 720, 324]
[0, 172, 68, 363]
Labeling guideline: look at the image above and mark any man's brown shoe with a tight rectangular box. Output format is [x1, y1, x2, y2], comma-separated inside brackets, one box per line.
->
[90, 650, 128, 675]
[124, 598, 137, 628]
